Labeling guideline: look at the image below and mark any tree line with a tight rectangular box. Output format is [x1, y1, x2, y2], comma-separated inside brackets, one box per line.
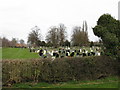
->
[1, 20, 103, 48]
[27, 21, 89, 47]
[1, 37, 25, 47]
[1, 19, 105, 48]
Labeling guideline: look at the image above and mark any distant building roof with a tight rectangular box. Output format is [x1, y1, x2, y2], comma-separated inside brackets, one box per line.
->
[15, 43, 27, 47]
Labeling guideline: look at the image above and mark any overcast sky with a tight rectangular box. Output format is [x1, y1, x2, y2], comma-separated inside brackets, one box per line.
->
[0, 0, 119, 43]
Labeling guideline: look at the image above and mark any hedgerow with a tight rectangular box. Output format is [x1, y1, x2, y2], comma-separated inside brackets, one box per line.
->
[2, 56, 119, 86]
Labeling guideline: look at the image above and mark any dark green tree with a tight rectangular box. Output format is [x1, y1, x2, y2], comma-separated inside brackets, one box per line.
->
[40, 41, 46, 46]
[90, 41, 94, 47]
[93, 14, 120, 56]
[64, 40, 70, 47]
[46, 41, 53, 47]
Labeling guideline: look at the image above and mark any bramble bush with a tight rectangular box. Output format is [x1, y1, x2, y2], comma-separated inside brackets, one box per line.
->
[2, 56, 119, 86]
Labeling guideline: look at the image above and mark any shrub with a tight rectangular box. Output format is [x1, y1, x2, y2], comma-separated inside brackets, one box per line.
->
[2, 56, 118, 86]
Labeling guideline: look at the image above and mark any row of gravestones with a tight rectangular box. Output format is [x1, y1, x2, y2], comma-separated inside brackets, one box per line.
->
[29, 47, 102, 59]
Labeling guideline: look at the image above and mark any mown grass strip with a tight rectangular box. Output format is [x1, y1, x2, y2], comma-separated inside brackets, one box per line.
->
[10, 76, 119, 88]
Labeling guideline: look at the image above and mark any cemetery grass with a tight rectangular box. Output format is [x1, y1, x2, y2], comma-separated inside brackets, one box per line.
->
[9, 76, 119, 88]
[2, 47, 93, 59]
[2, 48, 39, 59]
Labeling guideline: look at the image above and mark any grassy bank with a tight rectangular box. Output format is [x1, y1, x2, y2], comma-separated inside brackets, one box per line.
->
[5, 76, 119, 88]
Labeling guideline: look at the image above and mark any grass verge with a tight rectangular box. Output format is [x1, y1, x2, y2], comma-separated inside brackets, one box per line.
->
[5, 76, 119, 88]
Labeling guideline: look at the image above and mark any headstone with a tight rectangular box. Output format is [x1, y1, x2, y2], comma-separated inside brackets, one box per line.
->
[70, 52, 74, 57]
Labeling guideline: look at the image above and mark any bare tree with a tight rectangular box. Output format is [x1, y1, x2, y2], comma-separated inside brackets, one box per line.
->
[71, 26, 82, 46]
[46, 26, 59, 47]
[19, 39, 24, 44]
[83, 21, 89, 45]
[82, 21, 88, 32]
[58, 23, 67, 46]
[10, 38, 17, 47]
[71, 21, 89, 46]
[27, 26, 41, 47]
[2, 37, 10, 47]
[46, 24, 67, 47]
[84, 21, 88, 32]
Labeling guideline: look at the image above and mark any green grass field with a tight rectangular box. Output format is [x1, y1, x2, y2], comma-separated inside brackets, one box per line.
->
[9, 76, 119, 88]
[2, 48, 39, 59]
[0, 47, 2, 59]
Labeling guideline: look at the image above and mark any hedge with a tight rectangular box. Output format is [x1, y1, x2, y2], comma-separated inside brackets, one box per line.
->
[2, 56, 119, 86]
